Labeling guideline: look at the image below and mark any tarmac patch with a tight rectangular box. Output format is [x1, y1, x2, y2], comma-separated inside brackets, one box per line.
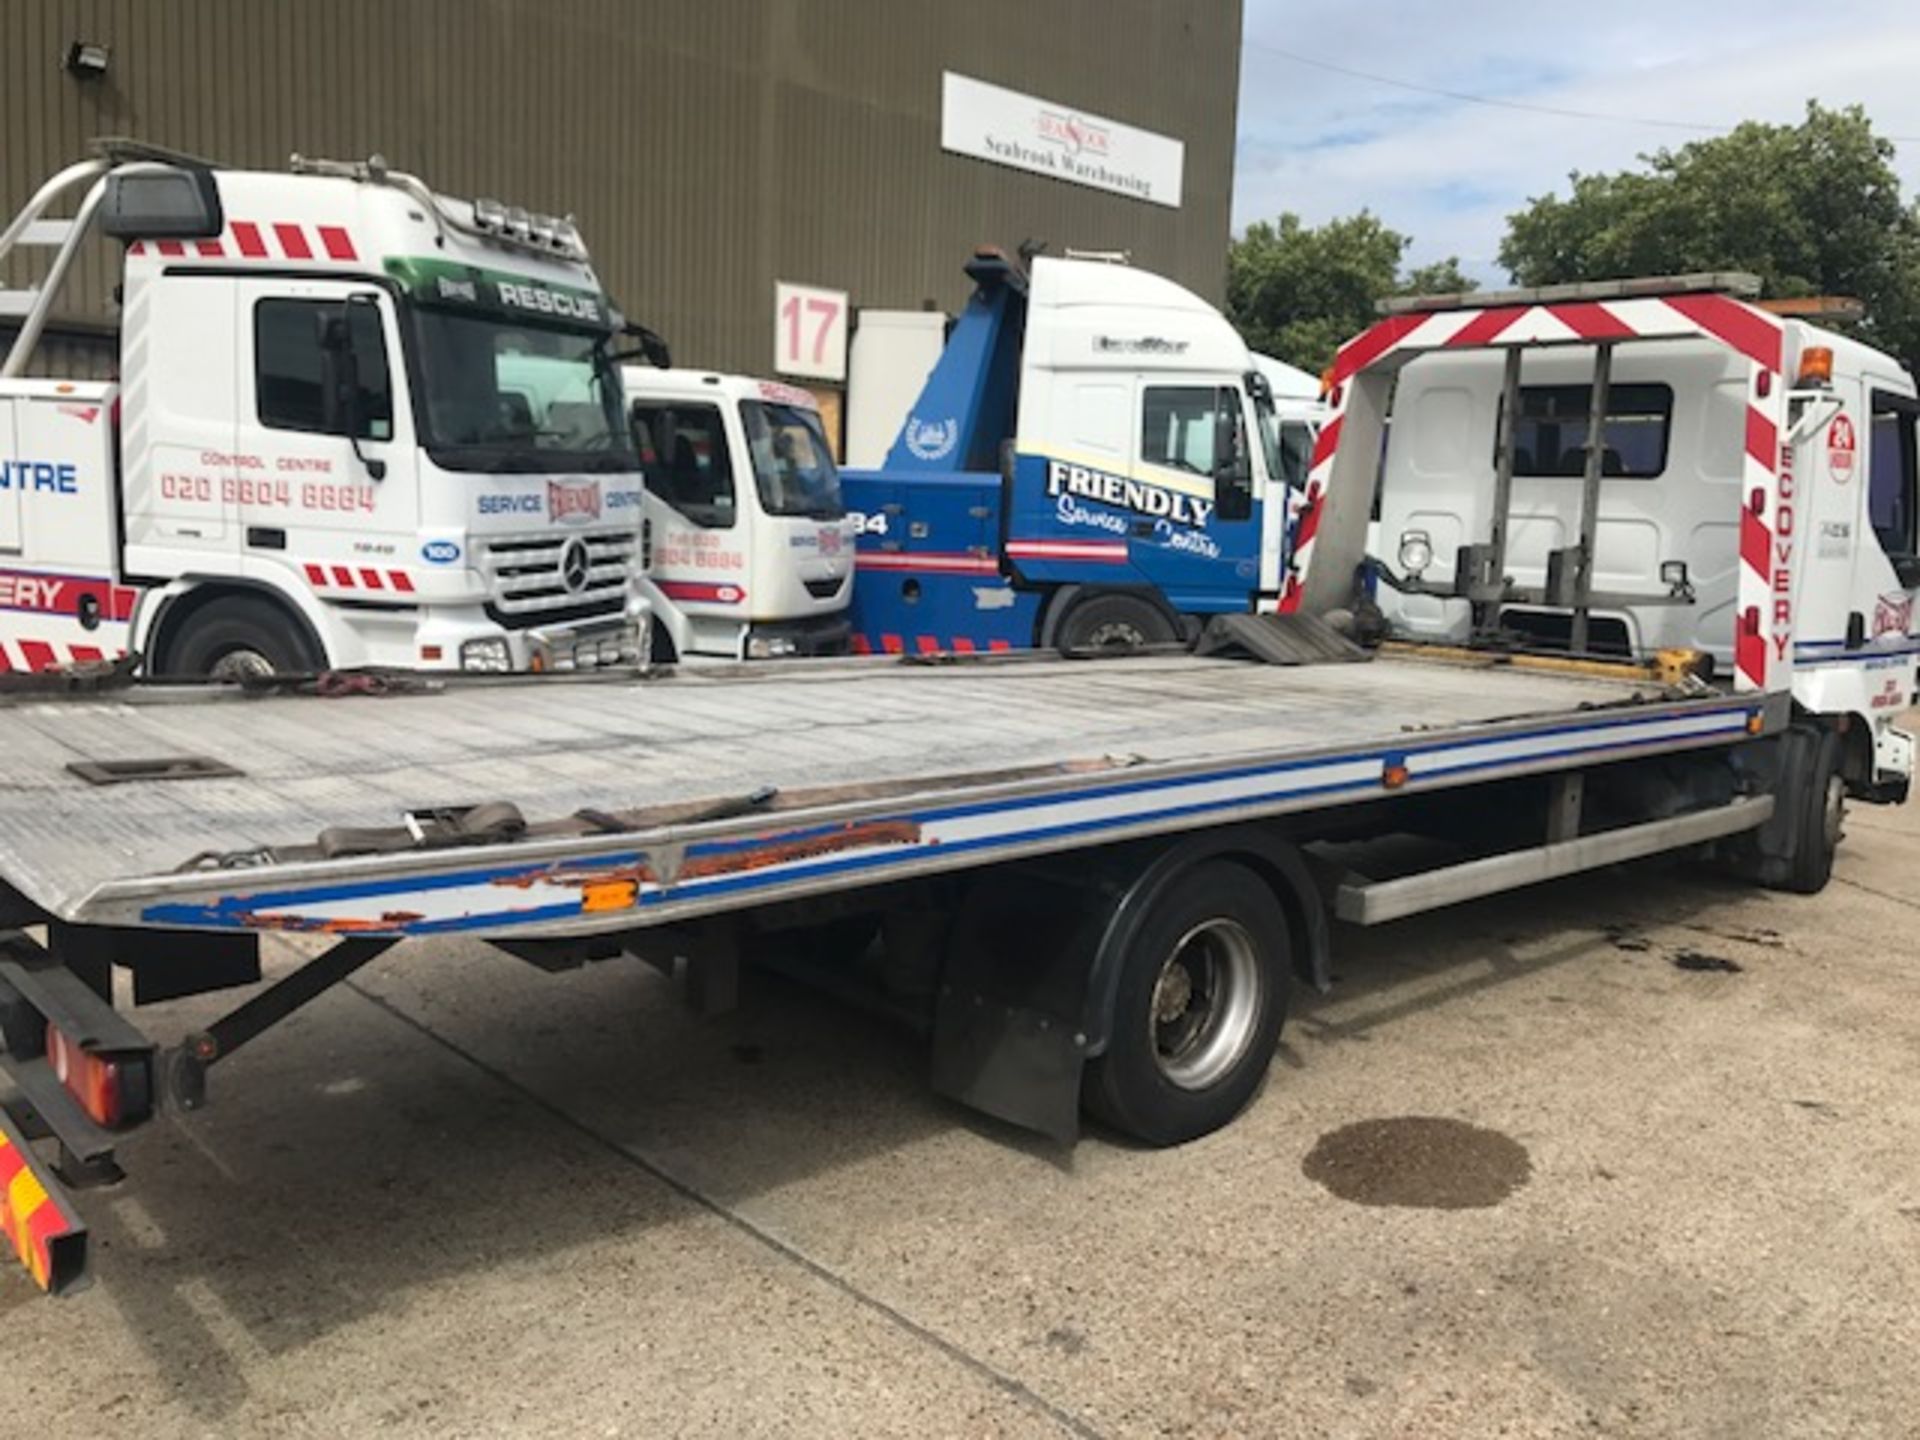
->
[1302, 1116, 1532, 1209]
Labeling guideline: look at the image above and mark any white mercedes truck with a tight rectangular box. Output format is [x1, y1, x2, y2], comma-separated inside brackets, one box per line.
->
[0, 140, 652, 678]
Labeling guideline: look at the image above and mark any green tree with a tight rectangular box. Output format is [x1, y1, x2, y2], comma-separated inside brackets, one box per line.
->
[1500, 102, 1920, 366]
[1227, 212, 1475, 374]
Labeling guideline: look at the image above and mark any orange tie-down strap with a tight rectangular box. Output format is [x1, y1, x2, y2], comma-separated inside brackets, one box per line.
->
[0, 1113, 87, 1296]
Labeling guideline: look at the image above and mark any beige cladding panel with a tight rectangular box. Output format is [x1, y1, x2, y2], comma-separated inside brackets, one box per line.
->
[4, 1, 1240, 377]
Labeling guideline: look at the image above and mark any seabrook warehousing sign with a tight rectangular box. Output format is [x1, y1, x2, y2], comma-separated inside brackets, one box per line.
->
[940, 72, 1184, 209]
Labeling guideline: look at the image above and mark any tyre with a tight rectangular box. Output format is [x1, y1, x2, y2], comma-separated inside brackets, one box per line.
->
[1055, 592, 1178, 655]
[163, 596, 321, 680]
[1083, 860, 1290, 1145]
[1777, 725, 1845, 895]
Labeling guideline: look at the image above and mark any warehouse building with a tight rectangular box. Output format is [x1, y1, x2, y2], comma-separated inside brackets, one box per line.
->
[2, 0, 1243, 450]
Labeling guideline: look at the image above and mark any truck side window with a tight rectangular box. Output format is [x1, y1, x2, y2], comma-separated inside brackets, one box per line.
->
[1503, 382, 1672, 479]
[632, 402, 735, 528]
[1868, 394, 1919, 560]
[1142, 386, 1228, 474]
[254, 298, 392, 439]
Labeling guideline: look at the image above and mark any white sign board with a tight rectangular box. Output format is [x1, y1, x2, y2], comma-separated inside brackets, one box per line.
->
[940, 72, 1184, 209]
[774, 281, 849, 382]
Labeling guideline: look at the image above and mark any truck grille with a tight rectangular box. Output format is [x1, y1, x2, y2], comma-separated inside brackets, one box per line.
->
[481, 528, 634, 628]
[803, 575, 847, 601]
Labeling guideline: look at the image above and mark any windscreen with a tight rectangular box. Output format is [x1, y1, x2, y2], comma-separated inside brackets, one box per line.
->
[410, 309, 635, 473]
[740, 400, 843, 518]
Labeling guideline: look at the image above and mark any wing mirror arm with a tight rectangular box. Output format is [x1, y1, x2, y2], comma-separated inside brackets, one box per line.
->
[607, 321, 673, 369]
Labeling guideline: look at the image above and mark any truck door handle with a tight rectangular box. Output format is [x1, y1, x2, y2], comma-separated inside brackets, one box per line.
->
[247, 526, 287, 550]
[1131, 520, 1154, 537]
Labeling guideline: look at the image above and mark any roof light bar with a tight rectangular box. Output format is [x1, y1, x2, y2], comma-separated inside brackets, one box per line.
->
[469, 197, 586, 259]
[1380, 271, 1763, 316]
[1758, 295, 1866, 323]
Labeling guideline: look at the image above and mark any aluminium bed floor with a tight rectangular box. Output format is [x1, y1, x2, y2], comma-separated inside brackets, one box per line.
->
[0, 651, 1721, 927]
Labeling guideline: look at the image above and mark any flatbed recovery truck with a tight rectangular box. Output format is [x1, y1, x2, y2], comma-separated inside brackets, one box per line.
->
[0, 276, 1908, 1296]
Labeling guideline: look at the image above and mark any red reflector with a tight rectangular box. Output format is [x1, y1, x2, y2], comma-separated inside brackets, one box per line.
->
[420, 644, 443, 662]
[46, 1023, 127, 1128]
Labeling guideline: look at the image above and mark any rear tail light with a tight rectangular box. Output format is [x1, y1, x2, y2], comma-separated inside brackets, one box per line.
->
[45, 1023, 149, 1129]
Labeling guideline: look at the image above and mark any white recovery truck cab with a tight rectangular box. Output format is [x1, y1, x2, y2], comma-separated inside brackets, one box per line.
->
[0, 140, 651, 678]
[0, 280, 1909, 1298]
[623, 369, 853, 660]
[1325, 274, 1918, 802]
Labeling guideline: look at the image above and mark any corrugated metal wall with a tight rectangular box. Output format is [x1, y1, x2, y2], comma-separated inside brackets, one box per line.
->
[3, 0, 1240, 379]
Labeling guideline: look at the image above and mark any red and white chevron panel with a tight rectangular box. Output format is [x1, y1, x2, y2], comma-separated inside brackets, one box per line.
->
[0, 638, 119, 673]
[128, 221, 361, 264]
[303, 563, 415, 594]
[851, 634, 1014, 656]
[1281, 292, 1787, 693]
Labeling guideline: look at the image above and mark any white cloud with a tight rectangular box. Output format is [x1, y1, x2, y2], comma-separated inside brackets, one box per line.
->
[1235, 2, 1920, 280]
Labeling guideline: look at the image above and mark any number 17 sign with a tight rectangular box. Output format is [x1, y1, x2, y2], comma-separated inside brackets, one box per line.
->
[774, 280, 848, 383]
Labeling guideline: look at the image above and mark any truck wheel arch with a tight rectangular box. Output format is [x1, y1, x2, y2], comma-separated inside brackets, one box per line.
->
[1084, 826, 1331, 1047]
[928, 825, 1328, 1142]
[143, 578, 330, 676]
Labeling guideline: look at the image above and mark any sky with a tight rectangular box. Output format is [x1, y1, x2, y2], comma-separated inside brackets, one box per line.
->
[1234, 2, 1920, 283]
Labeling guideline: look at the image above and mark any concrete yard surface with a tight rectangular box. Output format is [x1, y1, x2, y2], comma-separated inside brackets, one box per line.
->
[8, 788, 1920, 1437]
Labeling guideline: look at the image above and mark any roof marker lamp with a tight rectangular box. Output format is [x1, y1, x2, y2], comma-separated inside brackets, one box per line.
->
[1398, 528, 1434, 580]
[1796, 346, 1834, 389]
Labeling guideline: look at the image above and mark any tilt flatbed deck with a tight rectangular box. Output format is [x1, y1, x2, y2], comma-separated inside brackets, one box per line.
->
[0, 645, 1835, 1293]
[0, 650, 1763, 940]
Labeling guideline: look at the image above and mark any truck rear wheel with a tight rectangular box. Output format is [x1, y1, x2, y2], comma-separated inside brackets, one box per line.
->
[164, 596, 321, 680]
[1055, 592, 1177, 655]
[1084, 860, 1289, 1145]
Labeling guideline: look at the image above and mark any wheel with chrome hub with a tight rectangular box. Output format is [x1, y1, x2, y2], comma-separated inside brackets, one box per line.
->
[1085, 860, 1289, 1145]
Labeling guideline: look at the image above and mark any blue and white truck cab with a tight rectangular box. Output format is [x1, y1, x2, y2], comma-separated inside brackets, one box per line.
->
[842, 250, 1295, 655]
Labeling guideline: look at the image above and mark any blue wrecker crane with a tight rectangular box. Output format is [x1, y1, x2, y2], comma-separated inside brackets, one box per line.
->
[842, 248, 1306, 655]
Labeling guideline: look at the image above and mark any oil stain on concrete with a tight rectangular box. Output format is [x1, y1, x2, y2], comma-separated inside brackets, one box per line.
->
[1302, 1116, 1532, 1209]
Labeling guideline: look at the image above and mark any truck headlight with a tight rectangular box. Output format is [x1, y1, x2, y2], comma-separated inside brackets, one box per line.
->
[1398, 529, 1434, 578]
[460, 637, 513, 672]
[747, 634, 799, 659]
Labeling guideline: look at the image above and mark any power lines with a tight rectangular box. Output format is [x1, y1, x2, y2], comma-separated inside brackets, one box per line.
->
[1243, 38, 1920, 143]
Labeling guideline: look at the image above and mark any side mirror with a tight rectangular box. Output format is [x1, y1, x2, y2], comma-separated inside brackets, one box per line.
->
[1214, 404, 1253, 522]
[318, 318, 360, 432]
[320, 297, 388, 480]
[610, 322, 673, 369]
